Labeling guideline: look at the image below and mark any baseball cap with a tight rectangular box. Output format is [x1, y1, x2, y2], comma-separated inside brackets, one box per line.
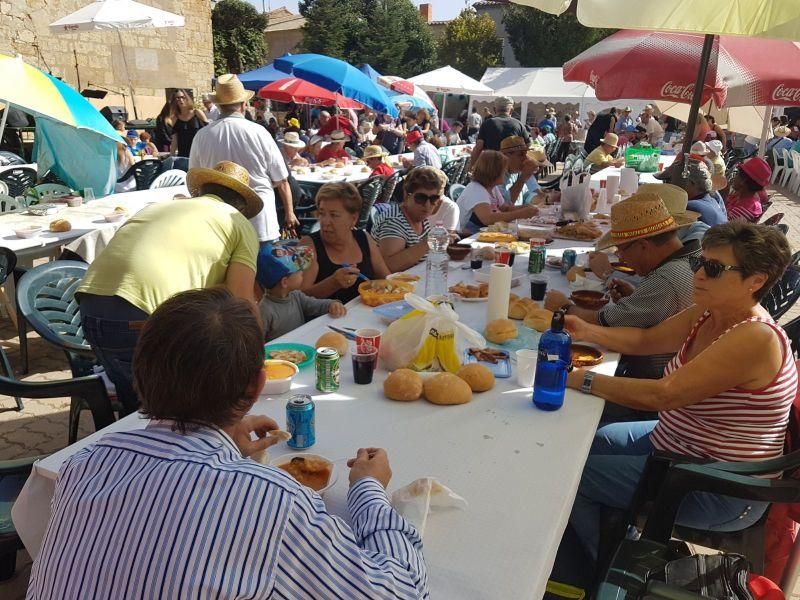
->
[255, 242, 313, 289]
[406, 129, 423, 145]
[494, 96, 514, 110]
[126, 130, 139, 138]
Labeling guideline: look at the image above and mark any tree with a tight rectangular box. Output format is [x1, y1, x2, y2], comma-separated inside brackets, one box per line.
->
[503, 5, 615, 68]
[212, 0, 269, 75]
[298, 0, 437, 78]
[437, 9, 502, 80]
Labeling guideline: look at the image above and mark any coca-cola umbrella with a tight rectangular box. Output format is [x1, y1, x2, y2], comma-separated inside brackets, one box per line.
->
[257, 78, 364, 109]
[563, 30, 800, 152]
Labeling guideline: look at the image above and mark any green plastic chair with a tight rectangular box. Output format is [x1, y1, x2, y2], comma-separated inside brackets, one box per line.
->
[0, 374, 113, 581]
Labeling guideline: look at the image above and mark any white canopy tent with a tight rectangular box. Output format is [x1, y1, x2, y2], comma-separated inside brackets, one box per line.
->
[50, 0, 185, 119]
[477, 67, 650, 126]
[408, 65, 493, 119]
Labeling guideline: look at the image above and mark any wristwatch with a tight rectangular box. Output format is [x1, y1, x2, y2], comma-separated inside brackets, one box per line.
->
[581, 371, 596, 394]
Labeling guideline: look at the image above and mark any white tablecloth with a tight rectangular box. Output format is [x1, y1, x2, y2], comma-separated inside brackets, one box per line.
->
[0, 185, 187, 262]
[589, 154, 677, 190]
[12, 243, 615, 600]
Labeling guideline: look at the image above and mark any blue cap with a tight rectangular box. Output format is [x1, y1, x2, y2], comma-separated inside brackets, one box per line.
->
[625, 124, 637, 132]
[126, 130, 138, 138]
[255, 242, 313, 289]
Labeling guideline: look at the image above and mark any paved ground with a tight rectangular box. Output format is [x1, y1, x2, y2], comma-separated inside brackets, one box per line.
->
[2, 182, 800, 597]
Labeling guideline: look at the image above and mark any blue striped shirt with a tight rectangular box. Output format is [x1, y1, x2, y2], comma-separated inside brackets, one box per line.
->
[27, 422, 428, 599]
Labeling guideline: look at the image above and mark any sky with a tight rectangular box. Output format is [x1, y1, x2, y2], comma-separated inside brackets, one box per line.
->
[247, 1, 467, 22]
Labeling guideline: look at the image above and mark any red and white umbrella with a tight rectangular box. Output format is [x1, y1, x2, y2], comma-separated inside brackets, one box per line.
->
[257, 78, 364, 109]
[564, 29, 800, 109]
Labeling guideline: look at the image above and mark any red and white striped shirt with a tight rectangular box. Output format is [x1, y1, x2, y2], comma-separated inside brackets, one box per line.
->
[651, 311, 797, 463]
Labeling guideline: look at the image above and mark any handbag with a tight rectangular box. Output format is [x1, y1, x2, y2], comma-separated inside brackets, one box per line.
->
[657, 553, 752, 600]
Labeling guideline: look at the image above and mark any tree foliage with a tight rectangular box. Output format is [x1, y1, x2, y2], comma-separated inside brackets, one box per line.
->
[503, 5, 615, 67]
[212, 0, 269, 75]
[299, 0, 437, 78]
[437, 9, 502, 80]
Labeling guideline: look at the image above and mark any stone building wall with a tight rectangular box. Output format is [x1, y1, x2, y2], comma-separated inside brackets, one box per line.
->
[0, 0, 213, 118]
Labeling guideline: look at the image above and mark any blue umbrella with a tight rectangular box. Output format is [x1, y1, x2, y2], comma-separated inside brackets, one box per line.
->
[385, 90, 435, 111]
[358, 63, 383, 83]
[275, 54, 398, 116]
[236, 62, 287, 92]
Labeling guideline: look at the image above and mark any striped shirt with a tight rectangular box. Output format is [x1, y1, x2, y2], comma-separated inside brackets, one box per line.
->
[27, 422, 428, 599]
[651, 312, 797, 463]
[371, 205, 430, 249]
[725, 191, 763, 222]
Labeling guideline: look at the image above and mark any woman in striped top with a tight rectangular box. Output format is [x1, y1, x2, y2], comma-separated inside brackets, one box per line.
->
[553, 222, 796, 582]
[723, 157, 771, 222]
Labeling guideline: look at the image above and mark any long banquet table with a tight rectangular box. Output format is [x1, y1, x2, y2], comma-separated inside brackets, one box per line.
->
[12, 236, 616, 599]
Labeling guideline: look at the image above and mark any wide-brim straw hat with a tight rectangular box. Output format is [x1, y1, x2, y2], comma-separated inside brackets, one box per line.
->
[637, 183, 700, 224]
[363, 145, 389, 160]
[774, 125, 791, 138]
[329, 129, 347, 142]
[186, 160, 263, 219]
[210, 74, 254, 105]
[281, 131, 306, 149]
[596, 192, 687, 251]
[601, 132, 619, 148]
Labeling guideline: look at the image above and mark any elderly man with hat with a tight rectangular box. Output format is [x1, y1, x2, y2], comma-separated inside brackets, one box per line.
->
[499, 135, 542, 204]
[766, 124, 794, 168]
[279, 131, 309, 168]
[363, 145, 395, 178]
[545, 192, 699, 388]
[705, 139, 726, 177]
[316, 129, 352, 163]
[585, 132, 625, 172]
[190, 73, 296, 243]
[401, 129, 441, 169]
[614, 106, 635, 134]
[76, 161, 262, 413]
[470, 95, 530, 165]
[538, 107, 557, 133]
[671, 162, 728, 228]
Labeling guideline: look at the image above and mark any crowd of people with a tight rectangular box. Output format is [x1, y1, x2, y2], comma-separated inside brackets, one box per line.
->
[20, 72, 800, 598]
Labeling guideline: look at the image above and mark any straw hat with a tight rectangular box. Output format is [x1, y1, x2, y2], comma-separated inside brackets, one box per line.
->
[186, 161, 263, 219]
[690, 141, 708, 155]
[600, 132, 619, 149]
[774, 125, 791, 138]
[329, 129, 347, 143]
[500, 135, 528, 152]
[623, 106, 632, 112]
[363, 145, 389, 160]
[595, 192, 684, 251]
[637, 183, 700, 224]
[281, 131, 306, 149]
[210, 74, 254, 105]
[706, 139, 723, 155]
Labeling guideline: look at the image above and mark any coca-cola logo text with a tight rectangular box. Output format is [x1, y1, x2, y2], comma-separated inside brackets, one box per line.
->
[773, 84, 800, 103]
[660, 82, 695, 100]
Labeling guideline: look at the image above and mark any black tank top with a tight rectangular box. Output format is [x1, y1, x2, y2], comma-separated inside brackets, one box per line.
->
[311, 229, 374, 303]
[174, 114, 204, 157]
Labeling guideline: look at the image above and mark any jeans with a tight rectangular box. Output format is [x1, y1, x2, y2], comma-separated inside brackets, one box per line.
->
[562, 421, 768, 575]
[78, 294, 148, 415]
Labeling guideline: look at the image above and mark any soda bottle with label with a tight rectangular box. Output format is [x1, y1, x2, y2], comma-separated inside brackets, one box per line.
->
[532, 310, 572, 411]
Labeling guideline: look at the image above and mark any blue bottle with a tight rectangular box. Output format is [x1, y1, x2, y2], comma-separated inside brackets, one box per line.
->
[533, 310, 572, 411]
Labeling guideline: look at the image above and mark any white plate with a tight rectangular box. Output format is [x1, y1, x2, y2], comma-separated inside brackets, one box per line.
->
[459, 296, 488, 302]
[546, 257, 562, 269]
[270, 453, 339, 496]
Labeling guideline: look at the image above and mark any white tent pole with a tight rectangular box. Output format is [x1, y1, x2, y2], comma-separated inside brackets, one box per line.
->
[758, 105, 772, 157]
[0, 102, 9, 149]
[467, 96, 474, 121]
[441, 94, 447, 121]
[116, 29, 139, 119]
[520, 102, 528, 128]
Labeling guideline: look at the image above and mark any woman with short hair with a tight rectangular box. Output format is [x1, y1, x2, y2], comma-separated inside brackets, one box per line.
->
[556, 221, 796, 581]
[456, 150, 538, 235]
[299, 182, 390, 303]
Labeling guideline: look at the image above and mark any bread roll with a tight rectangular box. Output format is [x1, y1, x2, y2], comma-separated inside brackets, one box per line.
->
[523, 308, 554, 332]
[49, 219, 72, 233]
[457, 363, 495, 392]
[485, 319, 518, 344]
[315, 332, 348, 356]
[384, 368, 423, 401]
[423, 372, 472, 405]
[508, 296, 539, 320]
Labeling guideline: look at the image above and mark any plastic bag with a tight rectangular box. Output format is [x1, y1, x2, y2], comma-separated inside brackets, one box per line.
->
[559, 171, 592, 222]
[391, 477, 468, 537]
[378, 293, 485, 372]
[625, 145, 661, 172]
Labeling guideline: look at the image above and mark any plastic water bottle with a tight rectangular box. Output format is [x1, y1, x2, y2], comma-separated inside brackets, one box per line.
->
[533, 310, 572, 411]
[425, 221, 449, 298]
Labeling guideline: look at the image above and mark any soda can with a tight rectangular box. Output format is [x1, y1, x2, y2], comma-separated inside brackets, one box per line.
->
[315, 347, 340, 392]
[561, 249, 577, 275]
[527, 238, 547, 274]
[286, 394, 315, 449]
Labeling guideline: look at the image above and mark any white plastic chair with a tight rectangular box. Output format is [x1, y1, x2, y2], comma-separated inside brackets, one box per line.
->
[450, 183, 466, 202]
[779, 149, 794, 188]
[34, 183, 72, 200]
[790, 150, 800, 193]
[0, 182, 7, 196]
[771, 148, 786, 184]
[0, 194, 25, 214]
[149, 169, 186, 189]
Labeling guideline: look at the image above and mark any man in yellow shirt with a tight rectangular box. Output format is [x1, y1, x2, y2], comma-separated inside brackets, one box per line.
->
[585, 132, 625, 173]
[77, 161, 261, 413]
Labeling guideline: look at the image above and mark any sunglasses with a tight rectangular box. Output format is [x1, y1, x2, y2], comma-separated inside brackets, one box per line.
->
[411, 192, 440, 205]
[689, 256, 745, 279]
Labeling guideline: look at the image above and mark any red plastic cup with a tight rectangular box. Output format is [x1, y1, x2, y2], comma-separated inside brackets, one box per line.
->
[494, 244, 512, 265]
[355, 328, 381, 366]
[658, 162, 665, 172]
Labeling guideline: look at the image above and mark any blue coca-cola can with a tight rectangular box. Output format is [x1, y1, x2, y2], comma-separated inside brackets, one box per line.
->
[286, 394, 315, 449]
